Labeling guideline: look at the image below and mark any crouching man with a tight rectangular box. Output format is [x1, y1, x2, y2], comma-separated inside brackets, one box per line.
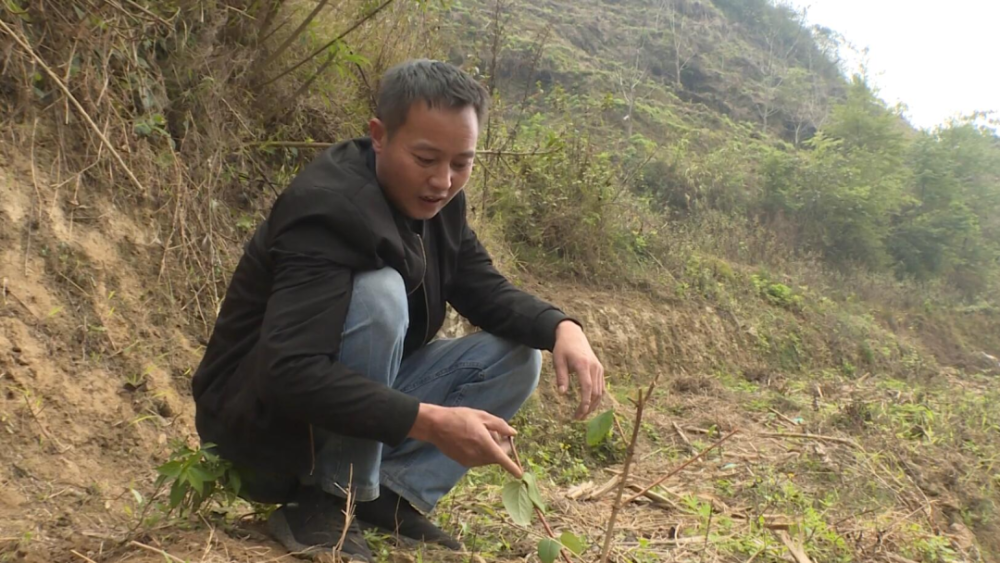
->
[191, 59, 604, 561]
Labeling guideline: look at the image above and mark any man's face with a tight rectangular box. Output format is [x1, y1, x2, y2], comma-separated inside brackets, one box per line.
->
[370, 101, 479, 220]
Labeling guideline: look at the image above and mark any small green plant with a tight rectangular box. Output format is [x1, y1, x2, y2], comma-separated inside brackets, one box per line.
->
[502, 467, 587, 562]
[586, 409, 615, 447]
[155, 441, 242, 516]
[751, 274, 803, 310]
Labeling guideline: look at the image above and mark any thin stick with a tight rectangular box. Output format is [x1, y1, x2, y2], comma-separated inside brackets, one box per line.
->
[623, 429, 739, 505]
[612, 412, 628, 444]
[509, 439, 574, 563]
[672, 421, 693, 450]
[256, 0, 395, 88]
[122, 0, 174, 26]
[199, 515, 215, 562]
[758, 432, 859, 449]
[128, 541, 186, 563]
[599, 384, 652, 563]
[333, 465, 355, 556]
[768, 408, 800, 428]
[70, 550, 98, 563]
[0, 19, 147, 194]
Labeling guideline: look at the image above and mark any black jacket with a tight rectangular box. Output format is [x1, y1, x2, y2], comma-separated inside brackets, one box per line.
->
[191, 138, 571, 474]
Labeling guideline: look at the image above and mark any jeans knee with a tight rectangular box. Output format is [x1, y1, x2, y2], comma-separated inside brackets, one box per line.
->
[510, 345, 542, 398]
[351, 268, 408, 340]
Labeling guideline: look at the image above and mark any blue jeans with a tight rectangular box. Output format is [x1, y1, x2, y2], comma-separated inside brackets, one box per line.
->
[302, 268, 542, 513]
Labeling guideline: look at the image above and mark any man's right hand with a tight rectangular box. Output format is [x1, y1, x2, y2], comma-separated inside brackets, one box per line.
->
[407, 403, 522, 477]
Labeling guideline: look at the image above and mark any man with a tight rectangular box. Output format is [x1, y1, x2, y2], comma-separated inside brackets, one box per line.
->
[191, 59, 604, 561]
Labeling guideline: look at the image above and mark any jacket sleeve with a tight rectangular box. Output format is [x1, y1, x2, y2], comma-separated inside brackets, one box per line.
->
[447, 212, 576, 352]
[257, 218, 420, 446]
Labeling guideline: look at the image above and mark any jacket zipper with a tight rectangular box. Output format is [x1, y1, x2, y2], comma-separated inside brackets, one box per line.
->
[416, 234, 430, 346]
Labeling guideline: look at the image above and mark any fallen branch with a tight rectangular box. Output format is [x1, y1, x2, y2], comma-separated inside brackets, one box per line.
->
[509, 439, 573, 563]
[600, 380, 655, 563]
[70, 550, 98, 563]
[775, 530, 813, 563]
[623, 429, 739, 505]
[128, 541, 186, 563]
[758, 432, 860, 449]
[0, 18, 147, 194]
[672, 421, 693, 450]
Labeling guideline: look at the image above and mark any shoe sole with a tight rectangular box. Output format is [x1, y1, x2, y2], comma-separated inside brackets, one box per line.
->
[267, 510, 373, 562]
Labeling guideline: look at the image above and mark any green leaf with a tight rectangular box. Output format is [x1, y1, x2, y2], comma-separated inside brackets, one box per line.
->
[187, 466, 214, 496]
[156, 460, 183, 479]
[559, 531, 586, 555]
[538, 538, 561, 563]
[168, 480, 186, 509]
[227, 470, 242, 496]
[502, 480, 533, 526]
[521, 472, 546, 512]
[586, 409, 615, 447]
[185, 469, 205, 496]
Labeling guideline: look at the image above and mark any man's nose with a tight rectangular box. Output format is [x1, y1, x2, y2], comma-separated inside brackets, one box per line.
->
[428, 164, 452, 191]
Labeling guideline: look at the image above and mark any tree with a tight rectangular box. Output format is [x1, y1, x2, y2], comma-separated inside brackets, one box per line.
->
[654, 0, 703, 89]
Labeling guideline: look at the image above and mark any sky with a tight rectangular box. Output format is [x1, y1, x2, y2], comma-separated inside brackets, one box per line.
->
[786, 0, 999, 130]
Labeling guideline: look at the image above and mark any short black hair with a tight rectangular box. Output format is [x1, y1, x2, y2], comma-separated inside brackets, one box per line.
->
[376, 59, 489, 134]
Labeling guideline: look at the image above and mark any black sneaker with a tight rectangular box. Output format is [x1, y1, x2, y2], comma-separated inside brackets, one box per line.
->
[266, 486, 374, 562]
[354, 487, 462, 551]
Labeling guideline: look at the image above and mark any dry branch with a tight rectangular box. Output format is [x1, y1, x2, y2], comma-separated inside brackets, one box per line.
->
[758, 432, 860, 449]
[775, 530, 813, 563]
[0, 18, 147, 194]
[623, 429, 738, 505]
[70, 550, 98, 563]
[599, 381, 654, 563]
[129, 541, 187, 563]
[257, 0, 396, 88]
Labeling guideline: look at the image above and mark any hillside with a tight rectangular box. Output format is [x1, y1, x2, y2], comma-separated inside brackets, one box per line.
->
[2, 1, 1000, 562]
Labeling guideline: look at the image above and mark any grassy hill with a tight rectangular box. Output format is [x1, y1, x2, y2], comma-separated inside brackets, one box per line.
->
[1, 0, 999, 562]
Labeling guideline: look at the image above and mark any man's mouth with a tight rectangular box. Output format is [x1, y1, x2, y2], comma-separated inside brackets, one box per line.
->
[419, 196, 445, 204]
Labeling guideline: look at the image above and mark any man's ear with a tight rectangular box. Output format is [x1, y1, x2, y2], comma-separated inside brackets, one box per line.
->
[369, 118, 387, 154]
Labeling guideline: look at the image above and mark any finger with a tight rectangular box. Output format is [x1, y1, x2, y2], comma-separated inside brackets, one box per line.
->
[554, 352, 570, 395]
[574, 362, 593, 420]
[590, 363, 604, 415]
[487, 439, 522, 478]
[483, 414, 518, 437]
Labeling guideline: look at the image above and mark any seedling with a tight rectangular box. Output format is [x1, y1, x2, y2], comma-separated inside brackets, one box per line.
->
[154, 441, 242, 516]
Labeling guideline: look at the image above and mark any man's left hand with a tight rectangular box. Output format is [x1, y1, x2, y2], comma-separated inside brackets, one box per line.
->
[552, 320, 605, 420]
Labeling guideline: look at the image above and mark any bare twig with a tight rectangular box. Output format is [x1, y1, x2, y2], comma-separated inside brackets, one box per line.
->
[672, 421, 693, 450]
[70, 550, 98, 563]
[257, 0, 395, 88]
[768, 408, 801, 428]
[775, 530, 813, 563]
[333, 465, 356, 556]
[758, 432, 860, 449]
[624, 429, 739, 505]
[599, 381, 654, 563]
[508, 438, 574, 563]
[0, 19, 147, 193]
[128, 541, 187, 563]
[259, 0, 332, 69]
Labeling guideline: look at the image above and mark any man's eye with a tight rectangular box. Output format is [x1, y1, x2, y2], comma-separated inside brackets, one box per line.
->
[452, 161, 471, 170]
[416, 156, 434, 165]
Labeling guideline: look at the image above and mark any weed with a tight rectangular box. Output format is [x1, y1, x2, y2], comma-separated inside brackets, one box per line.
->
[155, 441, 243, 517]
